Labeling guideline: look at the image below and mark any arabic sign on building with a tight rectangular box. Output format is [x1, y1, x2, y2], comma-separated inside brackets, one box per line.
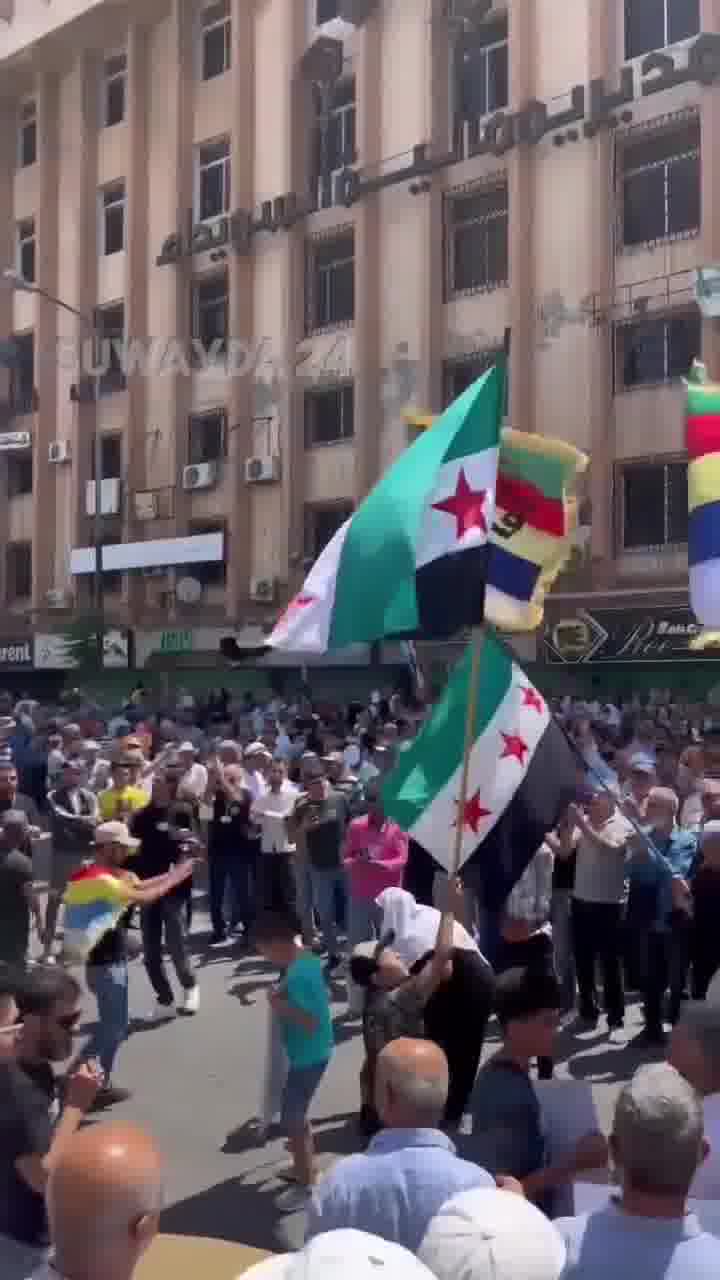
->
[34, 630, 130, 670]
[0, 639, 33, 669]
[543, 609, 719, 664]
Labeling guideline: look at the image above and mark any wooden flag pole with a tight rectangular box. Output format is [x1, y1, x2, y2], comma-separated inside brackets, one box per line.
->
[450, 625, 486, 877]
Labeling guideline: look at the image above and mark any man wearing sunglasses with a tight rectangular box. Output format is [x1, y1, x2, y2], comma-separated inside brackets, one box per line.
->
[0, 967, 102, 1280]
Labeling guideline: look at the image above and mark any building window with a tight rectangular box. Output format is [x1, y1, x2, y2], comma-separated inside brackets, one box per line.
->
[97, 304, 127, 395]
[305, 383, 354, 447]
[188, 409, 226, 464]
[101, 546, 124, 596]
[188, 522, 226, 586]
[91, 434, 123, 482]
[307, 232, 355, 333]
[445, 184, 509, 297]
[9, 333, 35, 415]
[312, 78, 357, 209]
[6, 542, 32, 601]
[453, 15, 508, 153]
[201, 0, 231, 80]
[443, 351, 499, 407]
[192, 274, 228, 356]
[7, 454, 33, 499]
[18, 101, 37, 168]
[619, 460, 688, 551]
[17, 219, 35, 285]
[100, 182, 126, 256]
[305, 502, 353, 562]
[620, 118, 700, 248]
[102, 53, 127, 127]
[625, 0, 699, 59]
[615, 308, 700, 391]
[316, 0, 340, 22]
[196, 138, 231, 222]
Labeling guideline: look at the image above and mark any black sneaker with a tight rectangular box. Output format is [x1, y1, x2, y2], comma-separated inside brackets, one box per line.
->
[91, 1086, 133, 1110]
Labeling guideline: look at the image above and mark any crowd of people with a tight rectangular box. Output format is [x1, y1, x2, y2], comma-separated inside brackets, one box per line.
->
[3, 681, 720, 1277]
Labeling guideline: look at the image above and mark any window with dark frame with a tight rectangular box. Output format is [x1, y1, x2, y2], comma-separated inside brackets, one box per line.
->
[17, 219, 35, 285]
[305, 384, 355, 447]
[453, 15, 509, 153]
[102, 54, 127, 127]
[6, 542, 32, 601]
[624, 0, 699, 60]
[307, 232, 355, 332]
[9, 333, 35, 415]
[305, 503, 353, 562]
[102, 544, 124, 596]
[312, 78, 357, 208]
[18, 101, 36, 169]
[7, 454, 33, 499]
[192, 273, 229, 356]
[316, 0, 340, 22]
[443, 351, 500, 407]
[615, 308, 700, 391]
[196, 138, 231, 222]
[620, 460, 688, 551]
[101, 182, 126, 256]
[446, 184, 509, 296]
[91, 434, 122, 482]
[188, 410, 226, 464]
[187, 522, 226, 586]
[201, 0, 231, 80]
[620, 118, 700, 248]
[97, 303, 126, 395]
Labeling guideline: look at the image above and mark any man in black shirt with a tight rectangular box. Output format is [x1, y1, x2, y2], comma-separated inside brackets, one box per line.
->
[131, 773, 201, 1020]
[0, 967, 102, 1279]
[293, 769, 349, 970]
[0, 812, 43, 971]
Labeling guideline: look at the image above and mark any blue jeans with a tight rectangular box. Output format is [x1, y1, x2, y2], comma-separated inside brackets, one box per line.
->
[348, 897, 382, 950]
[85, 962, 129, 1080]
[309, 867, 348, 957]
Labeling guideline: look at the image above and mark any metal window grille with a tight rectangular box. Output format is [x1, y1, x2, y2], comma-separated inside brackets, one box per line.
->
[304, 503, 353, 560]
[304, 384, 355, 447]
[619, 117, 700, 249]
[306, 231, 355, 333]
[201, 0, 231, 80]
[614, 307, 700, 391]
[197, 139, 231, 221]
[188, 410, 226, 464]
[619, 459, 688, 551]
[192, 273, 229, 355]
[442, 350, 500, 407]
[624, 0, 699, 60]
[453, 16, 509, 156]
[445, 183, 509, 298]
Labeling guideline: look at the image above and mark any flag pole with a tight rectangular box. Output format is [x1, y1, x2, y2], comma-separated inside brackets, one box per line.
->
[450, 626, 486, 876]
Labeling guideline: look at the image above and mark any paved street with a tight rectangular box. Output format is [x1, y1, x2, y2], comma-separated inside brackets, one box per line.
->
[72, 901, 660, 1254]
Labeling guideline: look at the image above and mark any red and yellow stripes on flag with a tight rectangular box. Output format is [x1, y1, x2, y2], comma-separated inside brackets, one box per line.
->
[686, 361, 720, 648]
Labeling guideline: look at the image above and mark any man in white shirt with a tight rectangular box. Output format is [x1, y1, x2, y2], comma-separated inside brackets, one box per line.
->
[243, 742, 271, 801]
[251, 760, 298, 914]
[176, 743, 208, 803]
[670, 1001, 720, 1199]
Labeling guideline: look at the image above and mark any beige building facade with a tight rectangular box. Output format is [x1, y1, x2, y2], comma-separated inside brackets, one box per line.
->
[0, 0, 718, 680]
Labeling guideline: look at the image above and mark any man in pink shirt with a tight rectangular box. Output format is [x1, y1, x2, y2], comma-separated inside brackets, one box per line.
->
[343, 782, 408, 978]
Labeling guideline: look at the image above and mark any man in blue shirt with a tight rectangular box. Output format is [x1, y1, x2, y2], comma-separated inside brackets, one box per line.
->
[306, 1037, 493, 1251]
[625, 787, 698, 1044]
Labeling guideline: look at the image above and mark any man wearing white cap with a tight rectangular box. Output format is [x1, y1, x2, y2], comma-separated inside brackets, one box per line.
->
[242, 1229, 437, 1280]
[418, 1187, 566, 1280]
[176, 742, 208, 804]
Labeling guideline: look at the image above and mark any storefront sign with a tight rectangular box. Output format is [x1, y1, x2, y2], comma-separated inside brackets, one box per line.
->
[544, 609, 718, 664]
[0, 639, 33, 668]
[34, 630, 130, 670]
[159, 630, 193, 654]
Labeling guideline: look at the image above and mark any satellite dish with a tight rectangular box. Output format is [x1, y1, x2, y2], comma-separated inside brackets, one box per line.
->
[176, 576, 203, 605]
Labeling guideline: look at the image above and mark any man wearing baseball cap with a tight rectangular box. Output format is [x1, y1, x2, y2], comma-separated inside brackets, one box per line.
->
[69, 821, 194, 1107]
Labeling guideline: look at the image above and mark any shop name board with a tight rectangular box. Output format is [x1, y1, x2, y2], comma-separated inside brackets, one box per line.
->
[544, 609, 716, 664]
[0, 640, 32, 668]
[159, 630, 193, 654]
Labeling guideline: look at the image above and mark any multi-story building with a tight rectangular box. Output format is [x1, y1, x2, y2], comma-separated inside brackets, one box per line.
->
[0, 0, 719, 691]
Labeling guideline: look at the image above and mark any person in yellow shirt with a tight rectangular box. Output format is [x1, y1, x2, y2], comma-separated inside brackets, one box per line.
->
[98, 760, 150, 822]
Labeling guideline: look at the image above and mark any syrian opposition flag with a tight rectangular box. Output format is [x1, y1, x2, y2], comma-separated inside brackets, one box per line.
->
[382, 629, 581, 910]
[268, 364, 504, 652]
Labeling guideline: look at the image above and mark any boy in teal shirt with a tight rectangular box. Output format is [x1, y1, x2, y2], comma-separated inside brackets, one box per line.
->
[256, 912, 334, 1190]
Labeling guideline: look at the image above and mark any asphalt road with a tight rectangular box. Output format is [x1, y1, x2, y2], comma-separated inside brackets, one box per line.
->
[70, 903, 660, 1254]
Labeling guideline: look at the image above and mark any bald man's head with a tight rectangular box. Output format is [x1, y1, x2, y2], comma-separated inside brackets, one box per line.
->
[376, 1037, 449, 1128]
[48, 1124, 164, 1280]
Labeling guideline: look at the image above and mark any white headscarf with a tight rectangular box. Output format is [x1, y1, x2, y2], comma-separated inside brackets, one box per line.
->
[375, 888, 479, 967]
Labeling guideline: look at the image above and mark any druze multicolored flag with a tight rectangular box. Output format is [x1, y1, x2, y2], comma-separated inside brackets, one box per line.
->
[62, 864, 135, 964]
[268, 363, 504, 652]
[687, 362, 720, 645]
[382, 629, 580, 908]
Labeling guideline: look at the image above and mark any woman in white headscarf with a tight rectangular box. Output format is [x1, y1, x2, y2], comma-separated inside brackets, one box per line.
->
[375, 887, 479, 966]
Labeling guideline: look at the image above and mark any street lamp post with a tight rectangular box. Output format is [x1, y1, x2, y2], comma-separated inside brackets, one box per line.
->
[1, 268, 105, 670]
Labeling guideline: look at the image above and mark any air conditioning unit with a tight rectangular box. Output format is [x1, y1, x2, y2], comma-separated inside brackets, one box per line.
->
[245, 455, 280, 484]
[48, 441, 71, 464]
[134, 490, 159, 521]
[183, 461, 218, 491]
[46, 588, 71, 609]
[250, 576, 277, 603]
[85, 477, 121, 516]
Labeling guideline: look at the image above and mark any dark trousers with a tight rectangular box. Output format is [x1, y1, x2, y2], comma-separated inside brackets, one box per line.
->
[257, 853, 297, 917]
[572, 898, 625, 1027]
[423, 949, 496, 1127]
[498, 931, 555, 1079]
[208, 852, 257, 940]
[691, 925, 720, 1000]
[141, 896, 196, 1007]
[644, 931, 670, 1037]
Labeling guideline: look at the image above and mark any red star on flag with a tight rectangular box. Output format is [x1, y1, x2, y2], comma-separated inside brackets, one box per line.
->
[276, 594, 315, 631]
[432, 468, 489, 540]
[500, 732, 529, 765]
[521, 686, 544, 714]
[453, 790, 491, 835]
